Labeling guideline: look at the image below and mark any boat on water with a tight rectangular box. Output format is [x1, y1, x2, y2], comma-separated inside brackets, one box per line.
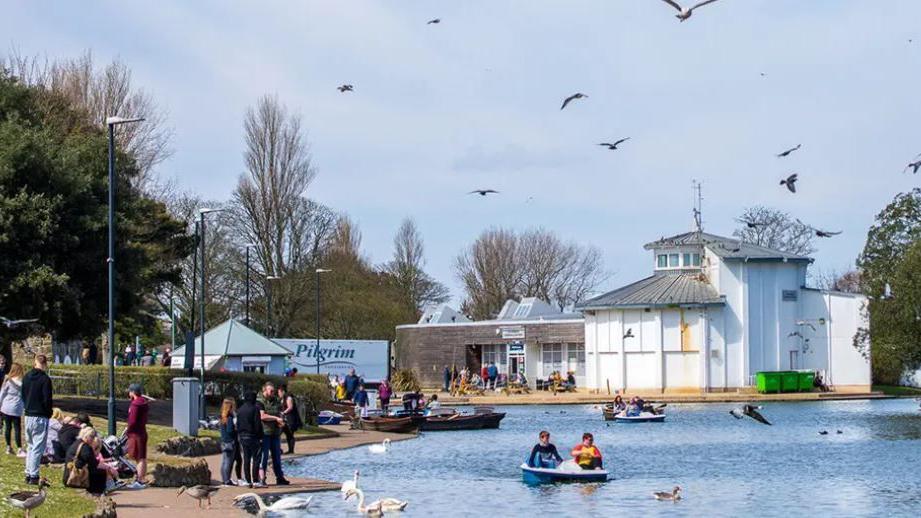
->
[610, 412, 666, 423]
[420, 411, 506, 431]
[521, 460, 609, 485]
[357, 416, 419, 434]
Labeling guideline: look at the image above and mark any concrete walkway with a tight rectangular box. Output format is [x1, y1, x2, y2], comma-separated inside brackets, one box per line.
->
[112, 425, 416, 517]
[436, 389, 889, 406]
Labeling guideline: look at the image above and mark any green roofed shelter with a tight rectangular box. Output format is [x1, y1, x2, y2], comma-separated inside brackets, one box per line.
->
[170, 319, 291, 375]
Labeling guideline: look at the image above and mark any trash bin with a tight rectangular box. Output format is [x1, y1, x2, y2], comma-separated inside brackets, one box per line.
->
[780, 371, 800, 393]
[172, 377, 201, 436]
[797, 370, 815, 392]
[756, 372, 781, 394]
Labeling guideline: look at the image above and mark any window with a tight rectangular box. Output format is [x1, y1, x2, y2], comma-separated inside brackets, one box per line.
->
[482, 344, 507, 374]
[542, 344, 563, 377]
[682, 253, 691, 266]
[657, 254, 667, 268]
[692, 253, 701, 266]
[567, 344, 586, 378]
[243, 365, 265, 373]
[668, 254, 679, 267]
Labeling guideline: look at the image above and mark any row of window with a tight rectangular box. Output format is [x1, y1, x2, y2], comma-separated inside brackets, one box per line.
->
[541, 343, 585, 378]
[656, 252, 701, 268]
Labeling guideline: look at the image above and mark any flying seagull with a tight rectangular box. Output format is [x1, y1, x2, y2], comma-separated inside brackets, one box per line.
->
[427, 18, 440, 24]
[468, 189, 499, 196]
[598, 138, 630, 150]
[623, 328, 635, 339]
[658, 0, 721, 22]
[740, 218, 764, 229]
[560, 93, 588, 110]
[0, 317, 39, 329]
[904, 158, 921, 174]
[337, 84, 354, 93]
[777, 144, 802, 158]
[729, 404, 772, 425]
[780, 173, 798, 193]
[815, 229, 842, 238]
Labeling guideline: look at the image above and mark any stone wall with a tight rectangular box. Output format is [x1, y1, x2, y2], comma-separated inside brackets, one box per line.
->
[150, 458, 211, 487]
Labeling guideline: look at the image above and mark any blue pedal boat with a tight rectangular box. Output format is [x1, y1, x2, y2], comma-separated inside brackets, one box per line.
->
[521, 460, 609, 485]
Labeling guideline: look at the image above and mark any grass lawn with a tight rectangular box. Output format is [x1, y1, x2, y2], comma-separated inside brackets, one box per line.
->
[0, 452, 96, 517]
[873, 384, 921, 396]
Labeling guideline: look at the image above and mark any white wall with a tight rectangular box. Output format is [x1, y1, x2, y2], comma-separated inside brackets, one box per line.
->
[826, 292, 870, 386]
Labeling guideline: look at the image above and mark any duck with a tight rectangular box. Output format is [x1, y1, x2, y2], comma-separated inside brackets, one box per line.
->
[368, 438, 391, 454]
[7, 478, 51, 518]
[653, 486, 682, 501]
[345, 488, 408, 514]
[177, 485, 219, 508]
[233, 492, 312, 515]
[341, 469, 361, 497]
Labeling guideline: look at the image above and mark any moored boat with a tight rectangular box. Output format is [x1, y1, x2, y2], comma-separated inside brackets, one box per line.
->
[520, 460, 609, 485]
[317, 410, 343, 425]
[420, 411, 506, 431]
[357, 416, 419, 434]
[322, 401, 356, 420]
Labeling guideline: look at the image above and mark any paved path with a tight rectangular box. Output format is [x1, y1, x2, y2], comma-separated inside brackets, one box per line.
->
[112, 425, 416, 517]
[436, 389, 888, 406]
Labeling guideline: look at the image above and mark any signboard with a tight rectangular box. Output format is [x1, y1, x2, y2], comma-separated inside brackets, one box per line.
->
[274, 339, 389, 383]
[508, 342, 525, 353]
[500, 326, 525, 340]
[782, 290, 798, 301]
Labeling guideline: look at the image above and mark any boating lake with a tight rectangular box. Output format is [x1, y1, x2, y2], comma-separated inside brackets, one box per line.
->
[284, 399, 921, 517]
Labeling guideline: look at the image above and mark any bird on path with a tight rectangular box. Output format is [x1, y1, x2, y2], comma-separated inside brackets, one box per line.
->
[658, 0, 721, 22]
[560, 93, 588, 110]
[730, 404, 771, 425]
[177, 485, 219, 509]
[904, 158, 921, 174]
[427, 18, 440, 24]
[623, 328, 635, 339]
[337, 84, 354, 93]
[653, 486, 682, 501]
[468, 189, 499, 196]
[7, 478, 51, 518]
[815, 229, 842, 238]
[777, 144, 802, 158]
[598, 138, 630, 150]
[780, 173, 798, 193]
[0, 316, 38, 328]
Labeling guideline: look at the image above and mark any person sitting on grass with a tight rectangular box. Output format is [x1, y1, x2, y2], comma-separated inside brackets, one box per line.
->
[571, 432, 603, 470]
[64, 427, 107, 495]
[527, 430, 563, 469]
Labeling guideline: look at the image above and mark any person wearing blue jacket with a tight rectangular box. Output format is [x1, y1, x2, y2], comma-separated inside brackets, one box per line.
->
[353, 384, 369, 418]
[527, 431, 563, 468]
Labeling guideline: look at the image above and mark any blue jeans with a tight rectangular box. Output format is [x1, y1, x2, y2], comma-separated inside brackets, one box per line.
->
[260, 434, 284, 482]
[24, 416, 48, 478]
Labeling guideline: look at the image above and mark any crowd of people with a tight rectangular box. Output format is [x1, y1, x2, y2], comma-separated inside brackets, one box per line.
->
[527, 431, 603, 470]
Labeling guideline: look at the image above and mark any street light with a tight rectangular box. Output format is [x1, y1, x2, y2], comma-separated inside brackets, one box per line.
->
[266, 275, 281, 336]
[198, 207, 224, 419]
[244, 244, 257, 327]
[315, 268, 332, 374]
[105, 115, 144, 437]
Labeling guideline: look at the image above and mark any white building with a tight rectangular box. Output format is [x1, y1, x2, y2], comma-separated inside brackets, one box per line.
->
[578, 231, 871, 393]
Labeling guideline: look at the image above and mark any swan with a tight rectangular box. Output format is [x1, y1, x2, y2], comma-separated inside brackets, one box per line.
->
[233, 492, 313, 514]
[368, 438, 391, 454]
[345, 488, 408, 514]
[341, 470, 361, 498]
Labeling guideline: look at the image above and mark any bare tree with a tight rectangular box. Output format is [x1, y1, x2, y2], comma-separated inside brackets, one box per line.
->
[812, 268, 863, 294]
[733, 206, 816, 256]
[331, 215, 364, 264]
[455, 228, 522, 320]
[5, 50, 172, 191]
[384, 218, 450, 313]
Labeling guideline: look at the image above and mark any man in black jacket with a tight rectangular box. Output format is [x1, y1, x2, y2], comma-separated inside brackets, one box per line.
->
[235, 391, 263, 488]
[22, 355, 53, 484]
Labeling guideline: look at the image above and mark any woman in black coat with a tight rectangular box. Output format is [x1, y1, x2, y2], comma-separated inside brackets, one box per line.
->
[63, 427, 107, 495]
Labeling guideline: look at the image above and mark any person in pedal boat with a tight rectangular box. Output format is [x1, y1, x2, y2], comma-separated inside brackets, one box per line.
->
[527, 430, 563, 468]
[571, 432, 603, 470]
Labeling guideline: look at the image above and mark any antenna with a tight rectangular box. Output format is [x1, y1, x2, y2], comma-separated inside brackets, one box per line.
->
[692, 180, 703, 233]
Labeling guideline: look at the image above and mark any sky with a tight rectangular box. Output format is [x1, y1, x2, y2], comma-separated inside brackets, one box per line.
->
[4, 0, 921, 305]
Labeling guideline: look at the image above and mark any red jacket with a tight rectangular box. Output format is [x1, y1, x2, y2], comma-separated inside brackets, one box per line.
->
[126, 396, 149, 436]
[481, 366, 489, 380]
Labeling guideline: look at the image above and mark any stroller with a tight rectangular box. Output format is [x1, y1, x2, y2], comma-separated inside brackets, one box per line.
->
[100, 432, 138, 480]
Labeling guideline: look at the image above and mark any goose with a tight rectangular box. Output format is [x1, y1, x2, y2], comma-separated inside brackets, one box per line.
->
[177, 485, 219, 509]
[345, 488, 408, 514]
[233, 492, 313, 514]
[653, 486, 682, 501]
[7, 478, 50, 518]
[341, 469, 361, 497]
[368, 438, 392, 454]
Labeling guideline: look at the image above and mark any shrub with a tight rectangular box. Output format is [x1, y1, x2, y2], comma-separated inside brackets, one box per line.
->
[391, 368, 420, 392]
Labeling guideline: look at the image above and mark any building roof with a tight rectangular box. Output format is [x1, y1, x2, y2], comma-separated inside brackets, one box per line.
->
[173, 319, 291, 357]
[497, 297, 560, 320]
[576, 272, 725, 310]
[418, 304, 470, 324]
[644, 231, 812, 262]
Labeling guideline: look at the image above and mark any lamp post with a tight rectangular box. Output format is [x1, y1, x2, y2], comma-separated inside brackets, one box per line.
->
[198, 208, 224, 419]
[266, 275, 281, 336]
[244, 244, 257, 327]
[105, 115, 144, 437]
[315, 268, 332, 374]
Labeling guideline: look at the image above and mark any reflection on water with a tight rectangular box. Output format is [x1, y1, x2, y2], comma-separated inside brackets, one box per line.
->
[278, 399, 921, 517]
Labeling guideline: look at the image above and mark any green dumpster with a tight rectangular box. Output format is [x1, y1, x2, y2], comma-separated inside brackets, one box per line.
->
[756, 371, 781, 394]
[780, 371, 800, 392]
[797, 370, 815, 392]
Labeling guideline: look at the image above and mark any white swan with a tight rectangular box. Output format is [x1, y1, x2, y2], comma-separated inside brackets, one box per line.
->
[368, 438, 391, 454]
[345, 488, 408, 515]
[341, 469, 360, 498]
[233, 492, 312, 515]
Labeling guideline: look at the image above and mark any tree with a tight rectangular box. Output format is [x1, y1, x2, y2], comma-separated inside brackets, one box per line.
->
[812, 269, 862, 294]
[733, 206, 816, 256]
[5, 50, 172, 191]
[384, 218, 449, 314]
[0, 70, 192, 361]
[454, 227, 607, 319]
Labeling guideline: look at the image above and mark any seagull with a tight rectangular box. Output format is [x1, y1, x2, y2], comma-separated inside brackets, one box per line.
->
[815, 229, 842, 238]
[0, 317, 38, 328]
[337, 84, 354, 93]
[427, 18, 440, 24]
[836, 430, 843, 434]
[777, 144, 802, 158]
[653, 486, 682, 501]
[468, 189, 499, 196]
[904, 159, 921, 174]
[657, 0, 721, 22]
[598, 138, 630, 150]
[729, 404, 771, 425]
[780, 173, 798, 193]
[788, 331, 804, 339]
[819, 430, 829, 435]
[368, 438, 391, 454]
[623, 328, 634, 339]
[740, 218, 764, 229]
[560, 93, 588, 110]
